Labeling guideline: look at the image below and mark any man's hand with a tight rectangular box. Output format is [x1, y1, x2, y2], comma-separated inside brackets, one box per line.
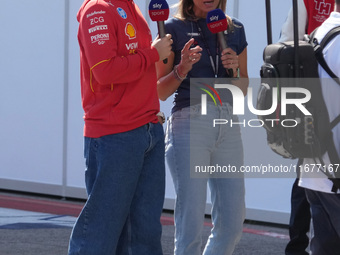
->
[152, 34, 173, 61]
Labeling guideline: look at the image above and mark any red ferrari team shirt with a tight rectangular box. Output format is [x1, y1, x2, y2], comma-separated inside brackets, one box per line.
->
[77, 0, 160, 138]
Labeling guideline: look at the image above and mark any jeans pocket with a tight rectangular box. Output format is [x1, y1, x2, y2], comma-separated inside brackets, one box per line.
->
[172, 105, 201, 120]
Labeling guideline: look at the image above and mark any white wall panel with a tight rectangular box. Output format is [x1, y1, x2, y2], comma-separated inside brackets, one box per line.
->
[0, 0, 296, 224]
[66, 0, 88, 191]
[0, 1, 66, 186]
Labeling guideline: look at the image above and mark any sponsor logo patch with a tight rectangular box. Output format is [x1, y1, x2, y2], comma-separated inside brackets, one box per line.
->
[91, 33, 110, 44]
[125, 23, 136, 39]
[90, 16, 105, 25]
[87, 10, 106, 18]
[117, 7, 127, 19]
[126, 42, 138, 54]
[89, 25, 108, 34]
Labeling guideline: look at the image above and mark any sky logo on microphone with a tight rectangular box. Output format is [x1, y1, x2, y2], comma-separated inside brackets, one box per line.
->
[209, 15, 219, 22]
[153, 3, 163, 9]
[206, 9, 228, 33]
[148, 0, 169, 22]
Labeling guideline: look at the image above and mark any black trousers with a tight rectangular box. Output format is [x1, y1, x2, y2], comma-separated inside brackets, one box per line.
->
[285, 178, 311, 255]
[306, 189, 340, 255]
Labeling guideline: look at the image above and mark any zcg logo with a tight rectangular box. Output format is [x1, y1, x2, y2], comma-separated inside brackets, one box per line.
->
[90, 16, 104, 25]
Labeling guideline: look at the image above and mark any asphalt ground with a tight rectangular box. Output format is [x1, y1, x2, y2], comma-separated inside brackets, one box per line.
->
[0, 190, 292, 255]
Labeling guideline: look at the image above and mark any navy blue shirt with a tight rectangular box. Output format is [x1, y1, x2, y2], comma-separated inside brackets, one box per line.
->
[165, 17, 248, 113]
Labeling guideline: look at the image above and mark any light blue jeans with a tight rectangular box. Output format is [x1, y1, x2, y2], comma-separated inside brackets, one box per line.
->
[166, 104, 245, 255]
[68, 123, 165, 255]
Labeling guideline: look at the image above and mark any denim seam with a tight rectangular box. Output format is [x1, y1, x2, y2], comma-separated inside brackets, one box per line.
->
[216, 107, 224, 147]
[78, 205, 89, 253]
[169, 114, 183, 244]
[145, 123, 154, 154]
[79, 139, 93, 253]
[208, 182, 222, 254]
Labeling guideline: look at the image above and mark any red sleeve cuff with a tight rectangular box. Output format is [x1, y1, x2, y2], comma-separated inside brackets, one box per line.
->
[148, 46, 160, 63]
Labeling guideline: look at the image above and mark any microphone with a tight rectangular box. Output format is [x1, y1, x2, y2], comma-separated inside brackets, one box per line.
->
[206, 9, 233, 77]
[149, 0, 170, 64]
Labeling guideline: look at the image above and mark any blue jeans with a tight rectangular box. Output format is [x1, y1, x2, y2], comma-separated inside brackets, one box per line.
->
[166, 104, 245, 255]
[305, 189, 340, 255]
[68, 123, 165, 255]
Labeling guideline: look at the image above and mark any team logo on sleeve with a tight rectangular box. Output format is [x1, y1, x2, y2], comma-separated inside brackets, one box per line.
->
[91, 33, 110, 45]
[89, 25, 108, 34]
[117, 7, 127, 19]
[87, 10, 106, 18]
[125, 23, 136, 39]
[90, 16, 105, 25]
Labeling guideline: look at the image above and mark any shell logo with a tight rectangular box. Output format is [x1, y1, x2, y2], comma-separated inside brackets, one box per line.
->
[125, 23, 136, 39]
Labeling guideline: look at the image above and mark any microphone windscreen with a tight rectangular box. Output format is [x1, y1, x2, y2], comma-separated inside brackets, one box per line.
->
[148, 0, 169, 22]
[206, 9, 228, 34]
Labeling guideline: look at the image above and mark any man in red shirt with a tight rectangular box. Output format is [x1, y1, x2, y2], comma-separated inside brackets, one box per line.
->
[68, 1, 172, 254]
[279, 0, 334, 41]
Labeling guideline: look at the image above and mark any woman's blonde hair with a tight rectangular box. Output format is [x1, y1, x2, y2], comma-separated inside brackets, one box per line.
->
[173, 0, 233, 29]
[174, 0, 226, 20]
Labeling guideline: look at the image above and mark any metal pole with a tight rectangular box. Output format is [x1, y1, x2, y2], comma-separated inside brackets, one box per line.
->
[292, 0, 300, 77]
[265, 0, 273, 45]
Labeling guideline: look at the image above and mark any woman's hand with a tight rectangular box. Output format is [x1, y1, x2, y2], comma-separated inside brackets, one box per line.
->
[221, 48, 239, 78]
[156, 38, 202, 101]
[178, 38, 202, 76]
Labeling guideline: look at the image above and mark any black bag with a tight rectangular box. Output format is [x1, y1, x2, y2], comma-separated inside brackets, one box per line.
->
[258, 29, 340, 159]
[257, 0, 340, 191]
